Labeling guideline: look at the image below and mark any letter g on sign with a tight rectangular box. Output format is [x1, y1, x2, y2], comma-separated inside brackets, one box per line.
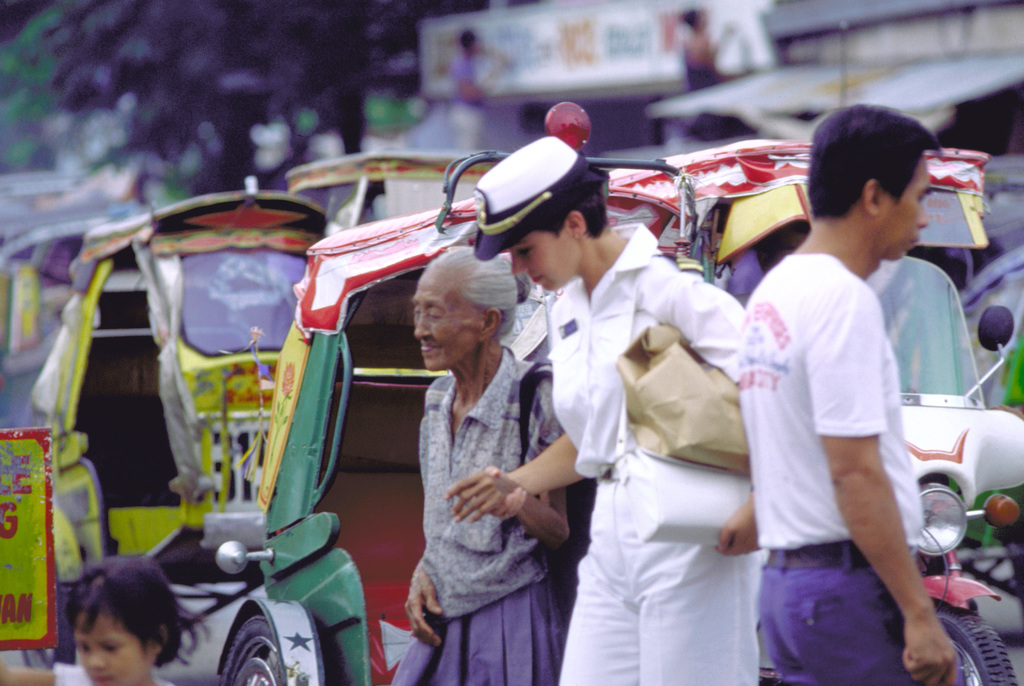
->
[0, 501, 16, 539]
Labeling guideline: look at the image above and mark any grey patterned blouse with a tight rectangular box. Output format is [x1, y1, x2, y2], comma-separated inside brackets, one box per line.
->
[418, 348, 563, 619]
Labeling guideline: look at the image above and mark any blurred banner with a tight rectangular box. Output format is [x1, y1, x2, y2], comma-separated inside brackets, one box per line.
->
[0, 428, 55, 650]
[420, 0, 774, 100]
[422, 3, 687, 100]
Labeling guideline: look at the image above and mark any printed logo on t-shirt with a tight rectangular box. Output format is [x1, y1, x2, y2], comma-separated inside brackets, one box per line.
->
[738, 302, 790, 392]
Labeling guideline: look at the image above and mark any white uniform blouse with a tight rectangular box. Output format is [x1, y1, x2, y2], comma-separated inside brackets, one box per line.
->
[547, 225, 745, 478]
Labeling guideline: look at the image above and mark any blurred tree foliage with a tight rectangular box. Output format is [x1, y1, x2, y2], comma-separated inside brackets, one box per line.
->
[0, 1, 60, 169]
[1, 0, 485, 195]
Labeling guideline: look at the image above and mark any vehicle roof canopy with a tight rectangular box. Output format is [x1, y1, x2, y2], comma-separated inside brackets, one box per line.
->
[610, 140, 986, 200]
[76, 191, 326, 270]
[296, 140, 990, 335]
[612, 141, 989, 262]
[285, 151, 489, 194]
[0, 167, 141, 268]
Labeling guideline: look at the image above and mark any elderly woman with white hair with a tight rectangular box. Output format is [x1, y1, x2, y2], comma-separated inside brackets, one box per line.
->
[391, 247, 570, 686]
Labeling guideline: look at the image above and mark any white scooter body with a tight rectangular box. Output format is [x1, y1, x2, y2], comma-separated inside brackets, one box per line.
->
[905, 405, 1024, 506]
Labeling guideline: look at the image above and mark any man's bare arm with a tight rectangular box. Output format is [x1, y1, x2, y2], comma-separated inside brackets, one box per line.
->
[823, 435, 956, 686]
[0, 658, 56, 686]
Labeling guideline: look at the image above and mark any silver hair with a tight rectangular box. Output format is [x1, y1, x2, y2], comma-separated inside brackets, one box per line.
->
[423, 247, 523, 338]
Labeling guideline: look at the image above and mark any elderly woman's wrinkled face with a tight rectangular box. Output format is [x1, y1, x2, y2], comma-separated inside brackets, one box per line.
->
[413, 269, 488, 372]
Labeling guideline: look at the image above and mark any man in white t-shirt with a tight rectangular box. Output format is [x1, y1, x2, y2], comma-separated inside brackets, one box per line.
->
[739, 105, 959, 686]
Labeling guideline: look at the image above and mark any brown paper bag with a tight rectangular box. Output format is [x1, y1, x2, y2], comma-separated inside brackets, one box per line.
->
[616, 324, 749, 475]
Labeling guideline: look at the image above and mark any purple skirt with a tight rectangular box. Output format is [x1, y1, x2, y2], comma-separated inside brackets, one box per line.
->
[391, 579, 566, 686]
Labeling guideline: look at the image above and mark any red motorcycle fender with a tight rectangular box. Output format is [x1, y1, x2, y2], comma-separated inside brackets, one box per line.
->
[922, 574, 1001, 610]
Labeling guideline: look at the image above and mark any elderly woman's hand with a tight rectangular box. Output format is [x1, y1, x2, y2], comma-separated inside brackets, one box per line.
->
[445, 467, 524, 523]
[406, 563, 443, 647]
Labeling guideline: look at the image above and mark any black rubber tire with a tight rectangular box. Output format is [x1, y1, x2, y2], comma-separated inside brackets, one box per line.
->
[219, 615, 287, 686]
[937, 606, 1018, 686]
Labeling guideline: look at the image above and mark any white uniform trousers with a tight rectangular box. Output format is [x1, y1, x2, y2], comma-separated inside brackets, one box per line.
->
[559, 470, 760, 686]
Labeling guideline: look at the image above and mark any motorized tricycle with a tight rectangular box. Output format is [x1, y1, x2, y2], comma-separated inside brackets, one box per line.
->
[213, 110, 1023, 685]
[955, 159, 1024, 625]
[875, 256, 1024, 685]
[24, 182, 326, 662]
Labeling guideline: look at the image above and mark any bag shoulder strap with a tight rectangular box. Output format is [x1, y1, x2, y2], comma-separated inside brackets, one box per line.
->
[619, 252, 695, 455]
[518, 361, 552, 462]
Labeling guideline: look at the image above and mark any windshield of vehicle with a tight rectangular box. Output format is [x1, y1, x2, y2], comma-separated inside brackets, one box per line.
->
[181, 249, 306, 355]
[872, 257, 979, 398]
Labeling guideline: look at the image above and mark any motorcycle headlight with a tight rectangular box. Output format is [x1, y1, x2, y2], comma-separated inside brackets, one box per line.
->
[918, 484, 967, 557]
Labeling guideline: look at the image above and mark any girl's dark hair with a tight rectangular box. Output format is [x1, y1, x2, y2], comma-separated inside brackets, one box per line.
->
[66, 557, 200, 666]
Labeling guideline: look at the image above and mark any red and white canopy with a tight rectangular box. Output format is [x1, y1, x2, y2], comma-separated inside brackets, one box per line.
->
[296, 141, 990, 335]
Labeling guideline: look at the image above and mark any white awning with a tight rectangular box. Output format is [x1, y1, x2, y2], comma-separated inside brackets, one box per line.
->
[648, 53, 1024, 137]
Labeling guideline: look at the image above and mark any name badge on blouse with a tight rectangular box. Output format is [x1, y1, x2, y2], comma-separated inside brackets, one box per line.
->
[559, 319, 578, 339]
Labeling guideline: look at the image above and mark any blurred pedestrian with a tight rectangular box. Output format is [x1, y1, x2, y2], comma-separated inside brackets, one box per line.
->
[739, 105, 959, 686]
[726, 219, 810, 302]
[449, 29, 487, 151]
[680, 8, 731, 92]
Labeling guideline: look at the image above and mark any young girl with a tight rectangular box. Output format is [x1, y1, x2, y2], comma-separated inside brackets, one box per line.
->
[0, 557, 199, 686]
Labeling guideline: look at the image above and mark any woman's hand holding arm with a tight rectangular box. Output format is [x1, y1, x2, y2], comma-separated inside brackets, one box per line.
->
[405, 561, 443, 647]
[445, 434, 580, 522]
[445, 464, 569, 547]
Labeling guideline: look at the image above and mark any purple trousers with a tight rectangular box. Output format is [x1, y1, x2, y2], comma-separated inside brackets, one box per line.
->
[391, 579, 566, 686]
[761, 560, 963, 686]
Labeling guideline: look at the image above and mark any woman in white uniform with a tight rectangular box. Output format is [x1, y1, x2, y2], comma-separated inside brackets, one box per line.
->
[447, 136, 761, 686]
